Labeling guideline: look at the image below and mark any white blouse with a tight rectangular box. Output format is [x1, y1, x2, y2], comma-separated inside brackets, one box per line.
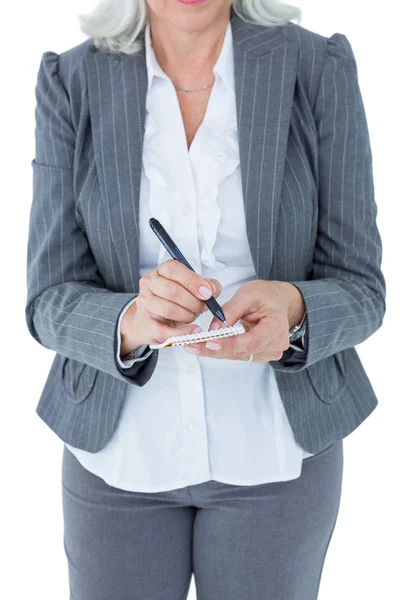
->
[65, 20, 313, 492]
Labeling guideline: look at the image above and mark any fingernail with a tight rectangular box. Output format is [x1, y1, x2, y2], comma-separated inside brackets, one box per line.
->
[192, 326, 202, 333]
[185, 347, 200, 354]
[202, 305, 208, 313]
[208, 322, 219, 331]
[199, 285, 213, 299]
[205, 341, 221, 350]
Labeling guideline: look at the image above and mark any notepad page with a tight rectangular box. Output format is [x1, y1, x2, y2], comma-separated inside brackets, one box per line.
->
[149, 322, 246, 349]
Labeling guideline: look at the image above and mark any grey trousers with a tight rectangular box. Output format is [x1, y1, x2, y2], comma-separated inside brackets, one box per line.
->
[62, 439, 343, 600]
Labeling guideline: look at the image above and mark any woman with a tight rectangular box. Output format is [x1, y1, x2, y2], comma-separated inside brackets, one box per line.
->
[27, 0, 386, 598]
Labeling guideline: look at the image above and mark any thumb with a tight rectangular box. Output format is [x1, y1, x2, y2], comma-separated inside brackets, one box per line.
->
[207, 292, 250, 331]
[205, 278, 222, 297]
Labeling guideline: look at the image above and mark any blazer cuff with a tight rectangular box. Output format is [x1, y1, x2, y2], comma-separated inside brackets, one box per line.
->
[275, 315, 308, 368]
[115, 297, 154, 368]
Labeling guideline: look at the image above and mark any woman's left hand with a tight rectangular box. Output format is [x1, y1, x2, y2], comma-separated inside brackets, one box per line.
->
[184, 280, 305, 364]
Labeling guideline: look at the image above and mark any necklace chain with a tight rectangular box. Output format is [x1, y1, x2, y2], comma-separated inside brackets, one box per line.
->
[174, 79, 215, 93]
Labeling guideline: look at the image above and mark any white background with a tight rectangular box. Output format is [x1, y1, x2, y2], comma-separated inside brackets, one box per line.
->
[1, 0, 399, 598]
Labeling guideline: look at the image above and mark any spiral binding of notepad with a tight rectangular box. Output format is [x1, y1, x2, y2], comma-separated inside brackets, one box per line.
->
[149, 322, 246, 349]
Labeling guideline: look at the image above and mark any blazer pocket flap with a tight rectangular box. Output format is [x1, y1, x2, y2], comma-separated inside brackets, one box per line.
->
[61, 357, 99, 404]
[306, 351, 348, 404]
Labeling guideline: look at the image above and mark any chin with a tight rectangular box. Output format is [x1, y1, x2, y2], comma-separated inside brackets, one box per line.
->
[148, 0, 231, 33]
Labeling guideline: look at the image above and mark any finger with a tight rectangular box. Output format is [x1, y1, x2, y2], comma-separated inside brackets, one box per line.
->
[207, 292, 253, 331]
[157, 259, 218, 302]
[205, 278, 222, 298]
[153, 321, 203, 344]
[148, 294, 201, 324]
[184, 344, 247, 359]
[185, 342, 284, 361]
[207, 319, 285, 356]
[152, 266, 209, 315]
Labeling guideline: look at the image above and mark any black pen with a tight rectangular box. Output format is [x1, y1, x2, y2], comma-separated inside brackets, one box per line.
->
[149, 217, 227, 325]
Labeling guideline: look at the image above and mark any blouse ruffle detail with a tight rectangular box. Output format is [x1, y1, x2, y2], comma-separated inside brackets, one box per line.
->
[142, 111, 173, 266]
[142, 78, 240, 269]
[195, 119, 240, 268]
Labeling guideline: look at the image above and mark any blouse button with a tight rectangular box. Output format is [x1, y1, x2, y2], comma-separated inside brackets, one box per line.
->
[188, 421, 199, 431]
[182, 203, 191, 214]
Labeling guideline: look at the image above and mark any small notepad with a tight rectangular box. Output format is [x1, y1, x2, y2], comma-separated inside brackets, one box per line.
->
[149, 322, 246, 349]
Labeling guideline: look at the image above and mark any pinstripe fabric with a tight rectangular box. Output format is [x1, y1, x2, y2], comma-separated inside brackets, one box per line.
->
[26, 7, 386, 453]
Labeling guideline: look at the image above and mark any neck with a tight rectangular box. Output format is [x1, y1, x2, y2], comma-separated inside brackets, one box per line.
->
[147, 6, 231, 85]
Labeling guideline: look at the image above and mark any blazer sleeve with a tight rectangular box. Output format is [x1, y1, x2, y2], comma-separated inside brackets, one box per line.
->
[115, 298, 154, 368]
[26, 51, 157, 385]
[270, 32, 386, 373]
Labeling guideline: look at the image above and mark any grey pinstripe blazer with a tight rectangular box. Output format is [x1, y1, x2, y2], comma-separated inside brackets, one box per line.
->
[26, 7, 386, 454]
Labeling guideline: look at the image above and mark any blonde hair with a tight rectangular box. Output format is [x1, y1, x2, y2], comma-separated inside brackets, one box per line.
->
[77, 0, 301, 55]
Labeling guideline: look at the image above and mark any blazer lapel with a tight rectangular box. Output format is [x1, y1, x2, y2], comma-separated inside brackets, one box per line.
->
[85, 8, 298, 290]
[230, 11, 299, 281]
[85, 38, 148, 291]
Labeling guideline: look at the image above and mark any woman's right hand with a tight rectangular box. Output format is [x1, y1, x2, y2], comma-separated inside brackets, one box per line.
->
[120, 259, 222, 355]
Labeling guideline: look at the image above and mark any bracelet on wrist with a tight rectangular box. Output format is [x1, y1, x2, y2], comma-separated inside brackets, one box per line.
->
[289, 311, 307, 342]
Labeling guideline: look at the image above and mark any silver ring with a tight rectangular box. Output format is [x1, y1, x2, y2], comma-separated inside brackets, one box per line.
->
[247, 354, 254, 363]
